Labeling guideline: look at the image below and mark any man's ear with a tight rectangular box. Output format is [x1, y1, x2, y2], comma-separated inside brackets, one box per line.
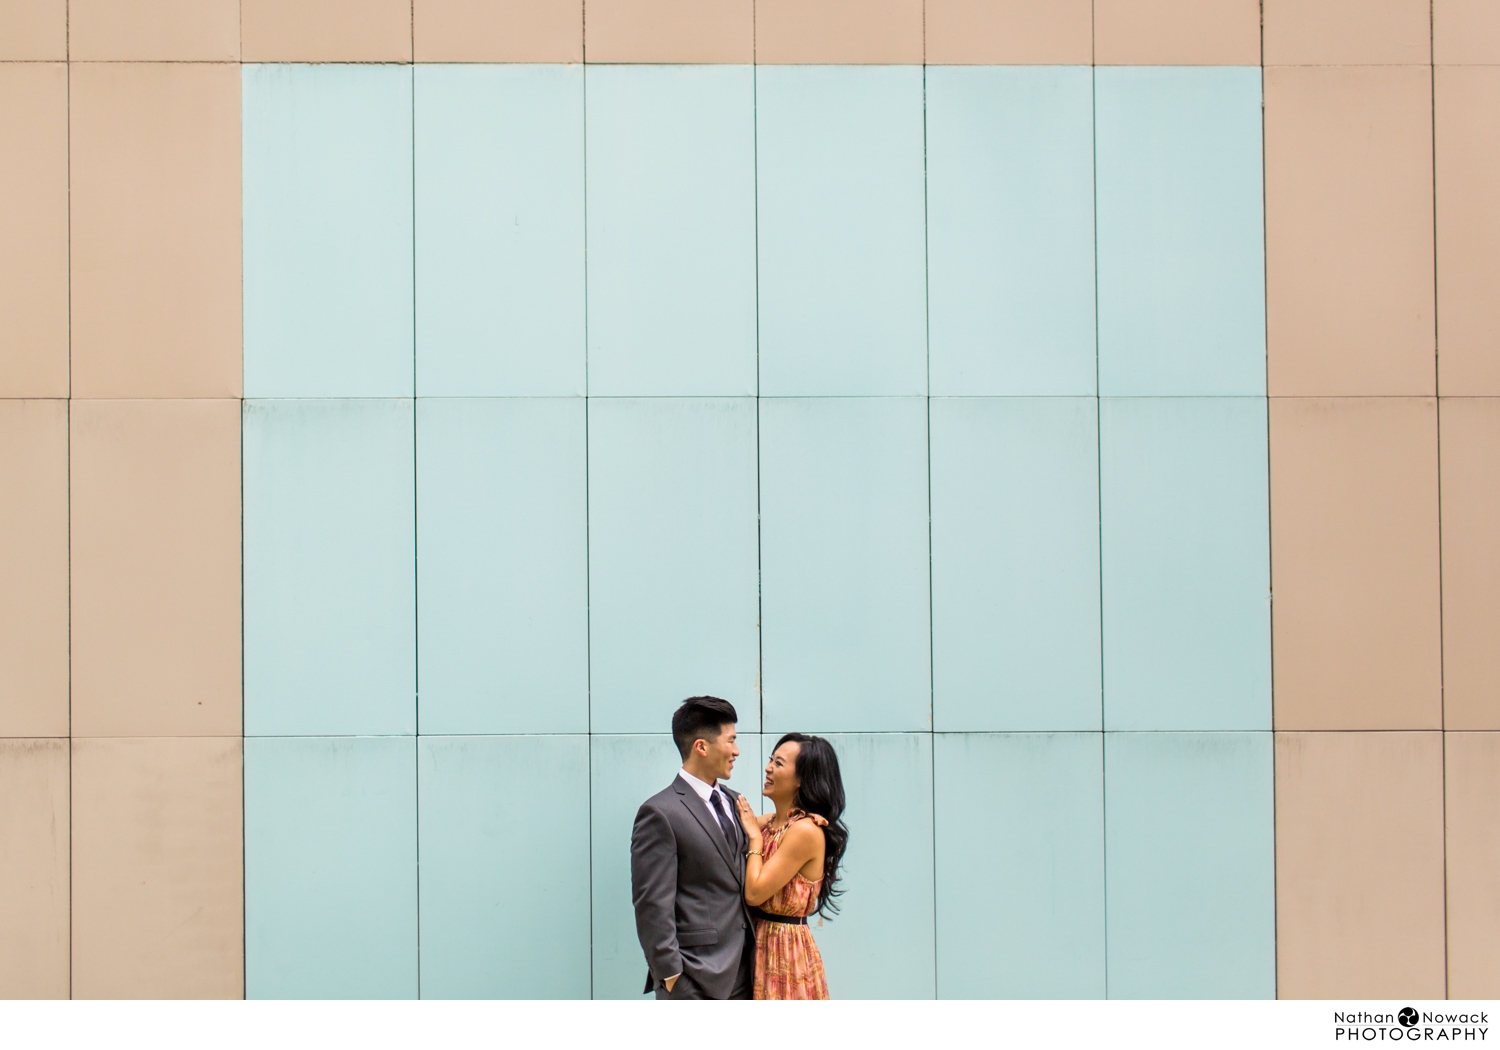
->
[692, 738, 709, 757]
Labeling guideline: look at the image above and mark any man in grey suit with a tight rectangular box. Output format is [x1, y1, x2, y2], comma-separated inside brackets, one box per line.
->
[631, 696, 756, 1000]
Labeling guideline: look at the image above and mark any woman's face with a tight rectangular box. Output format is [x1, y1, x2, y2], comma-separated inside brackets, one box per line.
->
[762, 741, 802, 802]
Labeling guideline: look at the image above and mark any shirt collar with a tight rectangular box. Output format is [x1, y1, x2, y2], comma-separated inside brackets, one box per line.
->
[677, 767, 719, 803]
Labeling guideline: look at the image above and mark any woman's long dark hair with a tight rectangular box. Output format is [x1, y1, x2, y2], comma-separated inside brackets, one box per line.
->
[773, 733, 848, 919]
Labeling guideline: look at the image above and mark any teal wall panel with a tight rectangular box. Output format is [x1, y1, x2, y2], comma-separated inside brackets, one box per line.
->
[760, 398, 931, 733]
[418, 735, 591, 999]
[243, 64, 414, 398]
[813, 734, 934, 999]
[234, 62, 1279, 1002]
[416, 398, 587, 734]
[585, 66, 757, 396]
[926, 66, 1097, 396]
[931, 398, 1101, 731]
[934, 733, 1105, 998]
[1104, 732, 1275, 999]
[589, 734, 764, 999]
[587, 399, 760, 734]
[414, 65, 584, 397]
[756, 66, 927, 396]
[1100, 397, 1270, 731]
[244, 399, 415, 736]
[245, 736, 417, 999]
[1095, 66, 1265, 396]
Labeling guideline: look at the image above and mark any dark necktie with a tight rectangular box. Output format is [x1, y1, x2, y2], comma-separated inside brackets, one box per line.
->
[709, 790, 739, 849]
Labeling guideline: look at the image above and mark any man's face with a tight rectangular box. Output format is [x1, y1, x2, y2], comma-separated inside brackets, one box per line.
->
[700, 723, 739, 783]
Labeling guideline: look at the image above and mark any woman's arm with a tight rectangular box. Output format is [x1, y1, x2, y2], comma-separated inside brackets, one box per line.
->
[734, 796, 823, 907]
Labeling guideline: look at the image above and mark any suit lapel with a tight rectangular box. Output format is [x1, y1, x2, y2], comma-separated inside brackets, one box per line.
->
[675, 779, 741, 882]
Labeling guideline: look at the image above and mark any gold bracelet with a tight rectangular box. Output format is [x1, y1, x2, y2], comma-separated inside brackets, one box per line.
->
[747, 848, 762, 857]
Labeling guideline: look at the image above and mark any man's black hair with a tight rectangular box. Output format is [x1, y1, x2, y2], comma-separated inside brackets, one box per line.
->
[671, 696, 739, 759]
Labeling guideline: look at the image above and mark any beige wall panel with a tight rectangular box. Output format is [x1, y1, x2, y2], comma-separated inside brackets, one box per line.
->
[1093, 0, 1261, 65]
[1270, 398, 1442, 730]
[584, 0, 751, 63]
[242, 0, 411, 63]
[71, 737, 242, 999]
[1264, 0, 1431, 65]
[755, 0, 923, 64]
[415, 0, 581, 62]
[0, 739, 68, 999]
[0, 0, 66, 59]
[1436, 68, 1500, 396]
[0, 400, 69, 738]
[1435, 0, 1500, 64]
[1447, 732, 1500, 998]
[925, 0, 1092, 64]
[69, 63, 241, 400]
[1275, 731, 1446, 999]
[1440, 399, 1500, 730]
[1265, 67, 1436, 397]
[69, 0, 239, 60]
[70, 399, 241, 738]
[0, 63, 69, 399]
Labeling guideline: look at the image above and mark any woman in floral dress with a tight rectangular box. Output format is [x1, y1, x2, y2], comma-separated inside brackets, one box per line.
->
[734, 734, 849, 1000]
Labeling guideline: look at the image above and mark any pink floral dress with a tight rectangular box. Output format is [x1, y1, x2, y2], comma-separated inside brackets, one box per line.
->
[752, 811, 830, 1000]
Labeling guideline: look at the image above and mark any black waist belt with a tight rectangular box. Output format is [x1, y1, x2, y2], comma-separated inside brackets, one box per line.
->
[749, 907, 807, 926]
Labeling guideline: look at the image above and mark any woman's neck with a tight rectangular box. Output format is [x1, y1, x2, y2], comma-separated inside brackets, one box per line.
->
[771, 797, 796, 825]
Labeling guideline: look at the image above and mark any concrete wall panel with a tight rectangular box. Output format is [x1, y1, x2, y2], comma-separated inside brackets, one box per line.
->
[414, 0, 581, 62]
[0, 63, 69, 398]
[1446, 732, 1500, 998]
[583, 0, 752, 63]
[70, 399, 242, 737]
[925, 0, 1092, 65]
[0, 0, 66, 59]
[755, 0, 923, 64]
[1269, 398, 1441, 730]
[68, 0, 240, 60]
[71, 737, 243, 999]
[1275, 731, 1446, 999]
[1264, 0, 1431, 64]
[1435, 67, 1500, 396]
[1265, 67, 1436, 396]
[0, 400, 69, 738]
[1439, 398, 1500, 730]
[69, 63, 241, 399]
[242, 0, 412, 62]
[1434, 0, 1500, 63]
[1093, 0, 1261, 65]
[0, 739, 69, 999]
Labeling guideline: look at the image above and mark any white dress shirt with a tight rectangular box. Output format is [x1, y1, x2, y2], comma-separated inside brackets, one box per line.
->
[677, 767, 734, 840]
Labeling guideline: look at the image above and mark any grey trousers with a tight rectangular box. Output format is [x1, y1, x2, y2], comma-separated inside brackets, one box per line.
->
[654, 940, 755, 1000]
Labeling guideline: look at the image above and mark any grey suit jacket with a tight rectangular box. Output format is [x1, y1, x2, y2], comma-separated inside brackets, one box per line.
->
[631, 777, 755, 999]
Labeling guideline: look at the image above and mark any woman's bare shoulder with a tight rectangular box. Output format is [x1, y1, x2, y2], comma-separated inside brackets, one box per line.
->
[783, 818, 824, 842]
